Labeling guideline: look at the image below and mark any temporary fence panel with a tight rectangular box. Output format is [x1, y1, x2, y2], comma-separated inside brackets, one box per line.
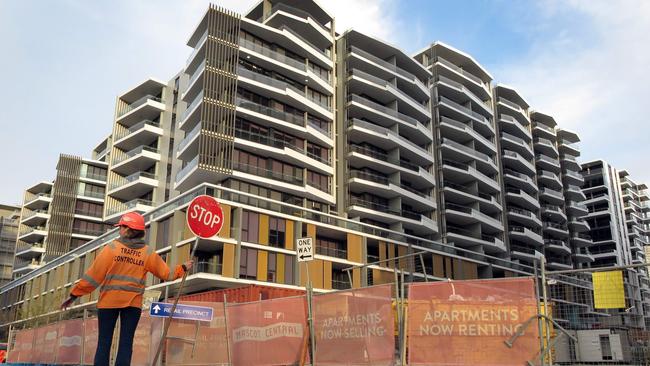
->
[7, 328, 33, 364]
[83, 317, 99, 365]
[164, 301, 230, 365]
[226, 295, 308, 366]
[313, 284, 395, 365]
[31, 325, 46, 364]
[408, 278, 539, 365]
[132, 313, 154, 366]
[546, 268, 650, 365]
[56, 318, 85, 364]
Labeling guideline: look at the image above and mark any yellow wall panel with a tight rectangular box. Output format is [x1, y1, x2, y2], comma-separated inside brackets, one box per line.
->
[222, 243, 236, 278]
[177, 243, 191, 264]
[277, 254, 285, 284]
[323, 261, 332, 290]
[259, 214, 269, 245]
[397, 245, 408, 270]
[257, 250, 268, 281]
[299, 260, 324, 288]
[462, 261, 478, 279]
[433, 255, 444, 278]
[285, 220, 295, 250]
[379, 242, 387, 267]
[347, 233, 363, 262]
[307, 224, 316, 239]
[218, 203, 232, 239]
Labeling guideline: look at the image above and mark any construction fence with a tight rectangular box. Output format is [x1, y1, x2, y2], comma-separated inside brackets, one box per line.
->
[6, 263, 650, 365]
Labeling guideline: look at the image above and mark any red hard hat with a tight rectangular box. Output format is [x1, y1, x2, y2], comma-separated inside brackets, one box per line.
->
[114, 212, 146, 231]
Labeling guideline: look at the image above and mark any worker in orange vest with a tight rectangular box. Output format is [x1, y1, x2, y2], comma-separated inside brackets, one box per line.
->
[60, 212, 193, 366]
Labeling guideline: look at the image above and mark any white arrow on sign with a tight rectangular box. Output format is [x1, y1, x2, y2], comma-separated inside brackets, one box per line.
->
[153, 304, 161, 314]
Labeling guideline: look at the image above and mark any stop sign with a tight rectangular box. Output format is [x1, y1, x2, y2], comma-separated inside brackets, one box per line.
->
[186, 195, 224, 238]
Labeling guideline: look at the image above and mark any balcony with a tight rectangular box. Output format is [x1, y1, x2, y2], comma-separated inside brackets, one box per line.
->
[112, 120, 163, 151]
[510, 245, 542, 262]
[20, 209, 49, 226]
[176, 123, 202, 161]
[348, 46, 427, 95]
[502, 150, 536, 176]
[541, 205, 567, 222]
[562, 170, 584, 185]
[116, 95, 164, 127]
[537, 170, 562, 191]
[500, 132, 533, 159]
[436, 74, 492, 116]
[440, 116, 496, 155]
[542, 222, 569, 237]
[509, 226, 544, 247]
[348, 68, 431, 120]
[566, 201, 588, 217]
[590, 247, 618, 259]
[434, 56, 490, 100]
[503, 168, 537, 194]
[438, 96, 493, 136]
[565, 184, 586, 201]
[559, 139, 580, 156]
[442, 182, 501, 214]
[569, 219, 590, 233]
[347, 119, 434, 165]
[570, 233, 592, 247]
[23, 193, 52, 210]
[347, 197, 438, 235]
[105, 199, 155, 221]
[15, 243, 45, 259]
[499, 114, 530, 141]
[544, 239, 571, 255]
[507, 208, 542, 228]
[179, 91, 204, 131]
[347, 144, 436, 187]
[533, 122, 556, 139]
[535, 154, 561, 172]
[111, 146, 161, 176]
[445, 226, 506, 254]
[546, 260, 572, 270]
[346, 94, 430, 145]
[316, 246, 348, 260]
[107, 172, 159, 201]
[440, 138, 498, 175]
[444, 202, 504, 232]
[348, 170, 436, 210]
[505, 187, 540, 211]
[12, 259, 41, 275]
[498, 97, 529, 124]
[18, 225, 47, 243]
[539, 187, 565, 205]
[561, 154, 580, 171]
[533, 137, 558, 157]
[441, 159, 501, 193]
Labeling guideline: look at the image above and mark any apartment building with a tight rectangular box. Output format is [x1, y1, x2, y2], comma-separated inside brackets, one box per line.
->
[13, 155, 111, 278]
[493, 85, 542, 266]
[0, 204, 19, 286]
[581, 160, 645, 328]
[337, 30, 437, 241]
[413, 43, 506, 270]
[103, 76, 181, 222]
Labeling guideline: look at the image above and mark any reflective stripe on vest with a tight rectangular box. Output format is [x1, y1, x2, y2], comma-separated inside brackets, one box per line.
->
[105, 274, 145, 286]
[100, 284, 145, 294]
[82, 274, 100, 288]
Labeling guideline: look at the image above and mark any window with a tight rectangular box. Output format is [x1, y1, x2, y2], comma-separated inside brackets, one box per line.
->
[73, 219, 109, 236]
[267, 253, 277, 283]
[240, 247, 258, 279]
[307, 170, 330, 193]
[316, 236, 346, 259]
[78, 183, 105, 199]
[75, 201, 103, 217]
[70, 238, 87, 250]
[307, 142, 329, 164]
[284, 255, 294, 285]
[241, 211, 259, 243]
[600, 335, 612, 360]
[269, 217, 286, 248]
[156, 217, 172, 250]
[81, 164, 107, 180]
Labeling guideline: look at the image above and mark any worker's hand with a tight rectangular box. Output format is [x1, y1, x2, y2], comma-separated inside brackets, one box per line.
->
[60, 295, 77, 311]
[182, 260, 194, 272]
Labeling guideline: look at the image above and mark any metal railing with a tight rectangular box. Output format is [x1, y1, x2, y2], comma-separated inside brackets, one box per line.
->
[109, 172, 157, 191]
[438, 96, 489, 125]
[105, 199, 154, 217]
[181, 91, 204, 122]
[315, 245, 347, 259]
[237, 98, 305, 127]
[349, 169, 388, 185]
[347, 94, 420, 126]
[435, 56, 484, 85]
[113, 146, 159, 165]
[114, 120, 160, 141]
[239, 38, 306, 71]
[348, 45, 420, 84]
[175, 156, 199, 183]
[441, 138, 494, 164]
[233, 161, 304, 185]
[118, 95, 162, 118]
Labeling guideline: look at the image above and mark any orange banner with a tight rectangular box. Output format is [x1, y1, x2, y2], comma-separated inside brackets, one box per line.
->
[227, 296, 308, 366]
[56, 319, 84, 364]
[408, 278, 539, 365]
[313, 285, 395, 365]
[83, 317, 99, 365]
[165, 302, 229, 365]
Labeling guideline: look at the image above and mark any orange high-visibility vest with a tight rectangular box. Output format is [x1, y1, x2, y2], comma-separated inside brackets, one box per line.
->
[71, 240, 185, 309]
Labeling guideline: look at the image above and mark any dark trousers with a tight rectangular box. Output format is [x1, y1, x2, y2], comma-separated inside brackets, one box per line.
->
[95, 306, 142, 366]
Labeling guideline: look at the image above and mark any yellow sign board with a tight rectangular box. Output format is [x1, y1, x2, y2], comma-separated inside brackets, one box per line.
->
[593, 271, 626, 309]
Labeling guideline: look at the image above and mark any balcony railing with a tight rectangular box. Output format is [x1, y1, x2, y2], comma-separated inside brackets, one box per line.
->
[186, 60, 207, 89]
[114, 120, 160, 141]
[240, 38, 307, 71]
[435, 56, 484, 86]
[348, 46, 420, 84]
[439, 96, 489, 126]
[347, 94, 420, 126]
[178, 123, 202, 153]
[233, 161, 304, 185]
[182, 91, 204, 121]
[235, 128, 330, 165]
[23, 209, 48, 220]
[307, 116, 332, 137]
[109, 172, 157, 191]
[118, 95, 162, 118]
[441, 138, 494, 164]
[175, 156, 199, 183]
[316, 246, 348, 259]
[237, 98, 305, 127]
[186, 30, 208, 65]
[536, 154, 560, 166]
[106, 199, 155, 217]
[190, 260, 222, 276]
[113, 146, 160, 165]
[81, 171, 107, 181]
[498, 97, 526, 115]
[349, 197, 426, 222]
[534, 123, 555, 135]
[349, 169, 389, 185]
[540, 187, 564, 199]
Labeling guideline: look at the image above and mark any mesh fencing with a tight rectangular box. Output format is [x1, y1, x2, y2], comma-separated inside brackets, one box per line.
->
[6, 262, 650, 365]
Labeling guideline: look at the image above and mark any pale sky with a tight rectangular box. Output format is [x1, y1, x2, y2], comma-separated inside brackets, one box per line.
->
[1, 0, 649, 204]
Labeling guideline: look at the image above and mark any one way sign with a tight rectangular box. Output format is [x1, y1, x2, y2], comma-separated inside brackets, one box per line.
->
[296, 237, 313, 262]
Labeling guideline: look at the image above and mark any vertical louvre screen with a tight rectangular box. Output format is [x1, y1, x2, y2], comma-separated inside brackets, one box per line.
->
[198, 5, 241, 173]
[46, 154, 82, 260]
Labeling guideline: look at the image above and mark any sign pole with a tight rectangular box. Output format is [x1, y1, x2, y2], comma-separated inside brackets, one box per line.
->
[296, 236, 315, 364]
